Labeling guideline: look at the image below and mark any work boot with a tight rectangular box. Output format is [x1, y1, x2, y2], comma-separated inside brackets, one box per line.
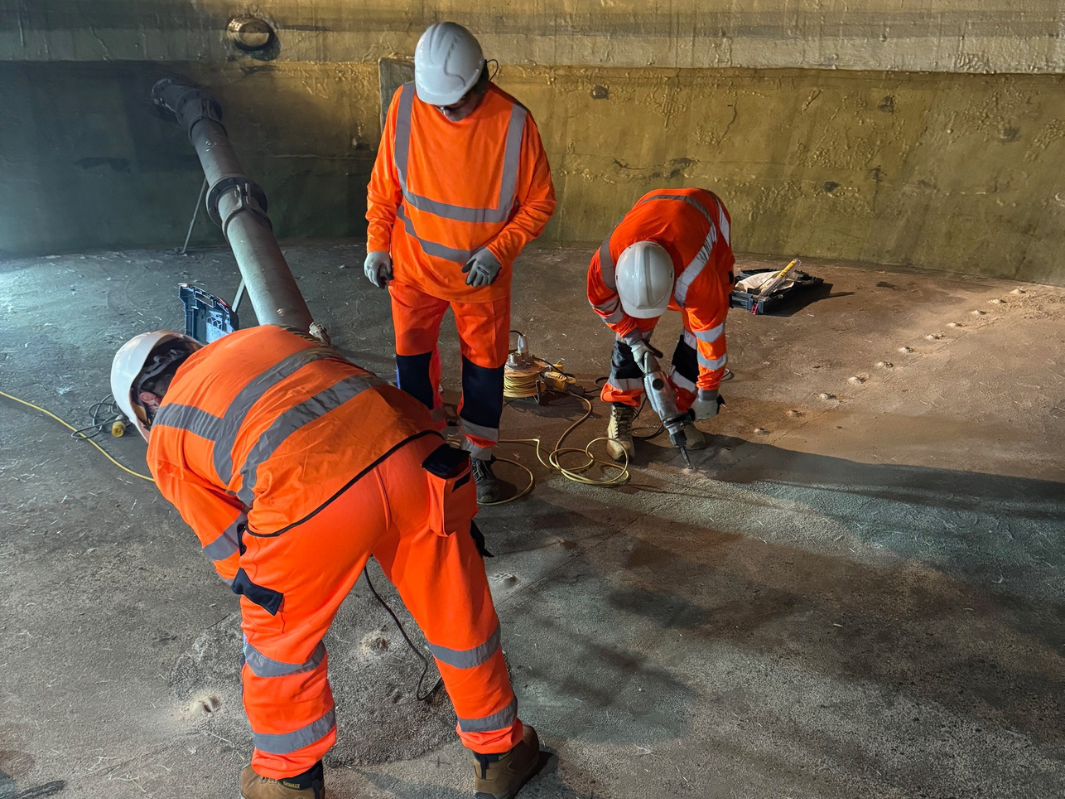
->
[606, 404, 636, 462]
[240, 761, 324, 799]
[473, 724, 542, 799]
[682, 417, 707, 450]
[472, 456, 502, 504]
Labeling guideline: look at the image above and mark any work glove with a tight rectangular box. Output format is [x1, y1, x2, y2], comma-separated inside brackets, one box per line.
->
[462, 248, 502, 287]
[363, 251, 392, 289]
[629, 339, 663, 376]
[691, 389, 723, 420]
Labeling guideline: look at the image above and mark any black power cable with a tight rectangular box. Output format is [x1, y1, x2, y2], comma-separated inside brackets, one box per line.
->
[362, 565, 444, 703]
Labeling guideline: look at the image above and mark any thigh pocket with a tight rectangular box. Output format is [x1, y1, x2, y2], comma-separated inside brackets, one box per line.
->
[421, 443, 477, 536]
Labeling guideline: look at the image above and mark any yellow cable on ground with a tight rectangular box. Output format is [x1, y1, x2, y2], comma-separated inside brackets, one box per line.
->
[480, 390, 630, 506]
[0, 389, 155, 482]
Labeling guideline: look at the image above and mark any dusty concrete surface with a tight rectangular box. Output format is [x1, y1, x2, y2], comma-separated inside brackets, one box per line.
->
[5, 58, 1065, 287]
[1, 242, 1064, 798]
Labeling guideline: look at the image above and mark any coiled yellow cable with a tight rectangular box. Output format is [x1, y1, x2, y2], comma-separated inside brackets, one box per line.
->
[0, 389, 155, 482]
[479, 381, 630, 505]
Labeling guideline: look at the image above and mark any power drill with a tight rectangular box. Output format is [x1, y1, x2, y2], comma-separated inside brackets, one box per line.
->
[642, 353, 694, 468]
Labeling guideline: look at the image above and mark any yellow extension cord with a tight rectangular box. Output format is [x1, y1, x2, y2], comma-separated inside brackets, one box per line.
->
[478, 370, 631, 505]
[0, 389, 156, 482]
[1, 377, 631, 501]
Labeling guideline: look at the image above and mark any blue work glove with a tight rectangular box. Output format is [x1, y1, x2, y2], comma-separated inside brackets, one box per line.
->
[363, 251, 392, 289]
[462, 248, 502, 287]
[691, 389, 723, 420]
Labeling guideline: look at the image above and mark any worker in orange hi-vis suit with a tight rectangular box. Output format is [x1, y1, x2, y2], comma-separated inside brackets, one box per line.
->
[109, 325, 544, 799]
[587, 187, 736, 462]
[365, 22, 556, 504]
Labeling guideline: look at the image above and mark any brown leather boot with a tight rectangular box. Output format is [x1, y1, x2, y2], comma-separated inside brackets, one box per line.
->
[473, 724, 542, 799]
[240, 761, 324, 799]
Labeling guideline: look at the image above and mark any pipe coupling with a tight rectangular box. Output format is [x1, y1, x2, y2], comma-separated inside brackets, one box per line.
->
[207, 175, 272, 237]
[151, 78, 225, 141]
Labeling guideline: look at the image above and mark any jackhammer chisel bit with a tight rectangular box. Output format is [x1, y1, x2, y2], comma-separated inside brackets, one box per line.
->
[642, 354, 695, 468]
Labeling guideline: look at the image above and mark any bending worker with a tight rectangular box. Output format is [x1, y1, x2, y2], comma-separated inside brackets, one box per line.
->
[110, 325, 542, 799]
[364, 22, 556, 503]
[588, 187, 735, 461]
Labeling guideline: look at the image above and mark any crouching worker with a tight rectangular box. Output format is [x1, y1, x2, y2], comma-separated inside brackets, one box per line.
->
[111, 325, 542, 799]
[587, 188, 735, 461]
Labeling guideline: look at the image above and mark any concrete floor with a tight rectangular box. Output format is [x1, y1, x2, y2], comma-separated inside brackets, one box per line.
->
[1, 242, 1064, 799]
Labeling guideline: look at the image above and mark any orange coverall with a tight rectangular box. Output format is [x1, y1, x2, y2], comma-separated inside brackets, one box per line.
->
[367, 82, 556, 459]
[147, 326, 522, 779]
[587, 188, 735, 411]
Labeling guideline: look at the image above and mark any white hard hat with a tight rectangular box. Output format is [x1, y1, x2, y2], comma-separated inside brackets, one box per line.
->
[414, 22, 485, 106]
[111, 331, 201, 441]
[616, 241, 675, 318]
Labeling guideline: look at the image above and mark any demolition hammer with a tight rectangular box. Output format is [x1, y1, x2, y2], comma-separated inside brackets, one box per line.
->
[642, 353, 694, 469]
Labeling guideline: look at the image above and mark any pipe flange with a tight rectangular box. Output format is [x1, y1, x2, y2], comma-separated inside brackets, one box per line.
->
[206, 175, 271, 233]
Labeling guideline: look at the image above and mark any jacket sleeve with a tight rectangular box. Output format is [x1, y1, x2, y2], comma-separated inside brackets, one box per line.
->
[366, 87, 404, 255]
[152, 460, 246, 584]
[485, 112, 556, 265]
[586, 240, 640, 340]
[682, 248, 733, 394]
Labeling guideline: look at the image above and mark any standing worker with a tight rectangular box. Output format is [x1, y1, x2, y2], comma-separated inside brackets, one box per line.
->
[587, 187, 735, 461]
[364, 22, 556, 503]
[110, 325, 544, 799]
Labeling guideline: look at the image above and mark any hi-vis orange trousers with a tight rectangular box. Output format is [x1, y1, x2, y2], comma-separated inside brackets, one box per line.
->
[389, 281, 511, 461]
[237, 433, 523, 779]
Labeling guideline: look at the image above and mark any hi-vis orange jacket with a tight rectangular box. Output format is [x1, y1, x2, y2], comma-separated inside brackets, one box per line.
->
[367, 82, 556, 302]
[587, 188, 736, 392]
[146, 326, 438, 584]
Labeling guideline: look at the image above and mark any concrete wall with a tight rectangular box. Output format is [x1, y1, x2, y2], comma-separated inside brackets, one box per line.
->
[6, 1, 1065, 74]
[2, 2, 1065, 284]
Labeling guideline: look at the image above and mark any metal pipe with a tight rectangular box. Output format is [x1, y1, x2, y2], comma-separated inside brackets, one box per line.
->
[152, 78, 316, 334]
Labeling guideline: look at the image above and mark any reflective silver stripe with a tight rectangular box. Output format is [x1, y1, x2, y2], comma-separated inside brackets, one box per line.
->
[674, 225, 717, 307]
[202, 511, 247, 562]
[252, 708, 336, 755]
[244, 639, 326, 678]
[460, 418, 500, 444]
[428, 623, 501, 670]
[620, 329, 651, 345]
[394, 83, 527, 223]
[636, 192, 714, 225]
[598, 235, 616, 291]
[396, 204, 477, 264]
[457, 696, 517, 734]
[668, 367, 698, 393]
[496, 103, 528, 213]
[607, 376, 644, 392]
[154, 404, 224, 439]
[236, 374, 381, 506]
[393, 83, 415, 191]
[714, 196, 730, 245]
[698, 352, 728, 371]
[681, 328, 698, 350]
[693, 322, 725, 343]
[462, 440, 494, 461]
[213, 347, 337, 485]
[600, 307, 625, 325]
[591, 296, 620, 314]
